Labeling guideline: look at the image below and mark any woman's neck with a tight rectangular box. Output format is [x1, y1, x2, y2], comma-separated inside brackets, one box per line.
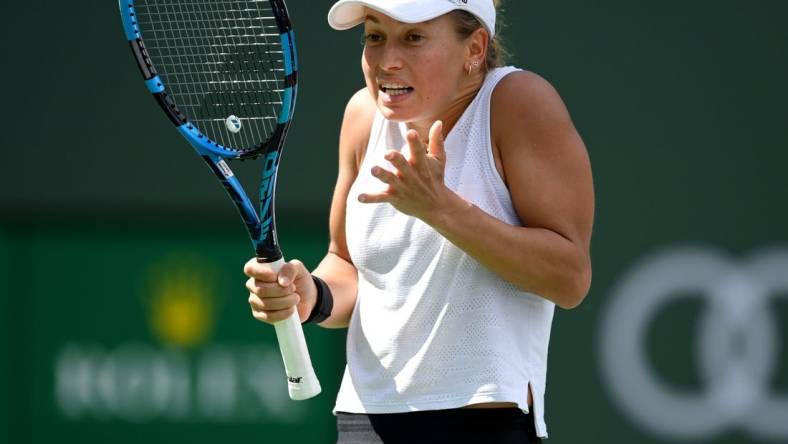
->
[406, 72, 485, 141]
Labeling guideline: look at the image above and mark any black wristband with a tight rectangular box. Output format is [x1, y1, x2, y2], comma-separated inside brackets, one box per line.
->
[304, 275, 334, 325]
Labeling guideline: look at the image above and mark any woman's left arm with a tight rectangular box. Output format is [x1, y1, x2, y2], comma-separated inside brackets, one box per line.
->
[441, 71, 594, 308]
[360, 72, 594, 309]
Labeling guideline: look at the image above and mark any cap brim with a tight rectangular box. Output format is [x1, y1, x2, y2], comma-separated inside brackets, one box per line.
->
[328, 0, 457, 31]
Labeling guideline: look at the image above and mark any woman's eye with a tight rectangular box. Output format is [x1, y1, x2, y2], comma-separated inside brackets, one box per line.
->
[406, 33, 424, 42]
[363, 33, 384, 44]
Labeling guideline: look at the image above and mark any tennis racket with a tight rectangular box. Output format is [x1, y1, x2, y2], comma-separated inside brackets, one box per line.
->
[119, 0, 320, 400]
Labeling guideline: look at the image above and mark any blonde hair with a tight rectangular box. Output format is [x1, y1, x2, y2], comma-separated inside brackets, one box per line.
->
[449, 0, 508, 71]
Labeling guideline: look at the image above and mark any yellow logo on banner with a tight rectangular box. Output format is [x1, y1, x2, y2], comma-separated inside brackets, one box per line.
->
[144, 255, 219, 348]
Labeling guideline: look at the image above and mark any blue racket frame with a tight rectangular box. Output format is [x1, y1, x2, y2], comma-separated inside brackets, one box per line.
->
[119, 0, 298, 262]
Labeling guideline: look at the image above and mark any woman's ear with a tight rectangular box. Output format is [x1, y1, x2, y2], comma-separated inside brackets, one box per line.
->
[466, 27, 489, 67]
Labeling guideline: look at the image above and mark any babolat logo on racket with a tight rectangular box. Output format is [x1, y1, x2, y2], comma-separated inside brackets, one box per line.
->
[216, 160, 233, 179]
[259, 151, 279, 240]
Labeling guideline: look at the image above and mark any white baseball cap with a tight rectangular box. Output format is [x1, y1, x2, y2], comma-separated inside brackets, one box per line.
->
[328, 0, 497, 37]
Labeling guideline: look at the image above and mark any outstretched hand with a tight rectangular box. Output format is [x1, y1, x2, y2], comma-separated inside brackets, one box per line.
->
[359, 120, 453, 222]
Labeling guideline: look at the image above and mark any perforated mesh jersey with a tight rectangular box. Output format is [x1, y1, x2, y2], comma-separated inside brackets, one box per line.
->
[338, 67, 553, 439]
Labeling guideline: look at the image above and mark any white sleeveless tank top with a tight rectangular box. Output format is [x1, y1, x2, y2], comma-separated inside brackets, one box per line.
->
[335, 67, 553, 438]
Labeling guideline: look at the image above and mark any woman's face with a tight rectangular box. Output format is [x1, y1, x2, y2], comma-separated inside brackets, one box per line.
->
[361, 9, 469, 126]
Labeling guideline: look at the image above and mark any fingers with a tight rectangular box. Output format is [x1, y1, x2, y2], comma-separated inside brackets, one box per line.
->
[358, 152, 403, 203]
[405, 129, 428, 166]
[402, 122, 444, 170]
[276, 260, 300, 287]
[249, 303, 296, 324]
[358, 120, 446, 207]
[371, 165, 398, 185]
[243, 257, 277, 281]
[358, 191, 392, 204]
[244, 258, 307, 324]
[384, 149, 410, 172]
[244, 258, 305, 296]
[428, 121, 445, 160]
[248, 285, 300, 310]
[246, 276, 300, 323]
[245, 276, 295, 297]
[244, 258, 305, 284]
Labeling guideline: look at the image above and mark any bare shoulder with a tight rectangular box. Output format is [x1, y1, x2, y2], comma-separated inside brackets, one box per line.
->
[491, 70, 575, 145]
[340, 87, 378, 169]
[490, 70, 585, 174]
[491, 70, 564, 112]
[344, 87, 377, 122]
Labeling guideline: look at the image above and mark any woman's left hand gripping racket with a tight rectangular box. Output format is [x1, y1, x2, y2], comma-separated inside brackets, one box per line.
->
[119, 0, 320, 400]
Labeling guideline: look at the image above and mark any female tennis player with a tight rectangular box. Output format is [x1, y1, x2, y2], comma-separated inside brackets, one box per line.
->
[245, 0, 594, 441]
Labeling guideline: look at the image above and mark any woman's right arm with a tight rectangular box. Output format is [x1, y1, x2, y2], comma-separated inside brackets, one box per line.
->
[311, 88, 376, 328]
[245, 88, 376, 329]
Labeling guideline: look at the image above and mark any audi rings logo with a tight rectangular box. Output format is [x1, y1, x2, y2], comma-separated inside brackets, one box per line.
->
[599, 246, 788, 441]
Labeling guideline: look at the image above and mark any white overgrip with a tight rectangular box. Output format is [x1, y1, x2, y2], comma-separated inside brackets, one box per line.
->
[268, 258, 322, 400]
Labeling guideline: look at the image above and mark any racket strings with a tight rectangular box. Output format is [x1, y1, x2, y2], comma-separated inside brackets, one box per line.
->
[135, 0, 285, 152]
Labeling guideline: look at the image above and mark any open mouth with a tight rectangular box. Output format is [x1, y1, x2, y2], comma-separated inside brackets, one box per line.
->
[380, 82, 414, 96]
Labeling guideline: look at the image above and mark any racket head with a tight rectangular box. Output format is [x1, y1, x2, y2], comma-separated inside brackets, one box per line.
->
[120, 0, 298, 261]
[119, 0, 298, 160]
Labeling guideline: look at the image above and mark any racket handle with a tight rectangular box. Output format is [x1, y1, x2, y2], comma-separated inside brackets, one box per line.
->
[266, 258, 322, 400]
